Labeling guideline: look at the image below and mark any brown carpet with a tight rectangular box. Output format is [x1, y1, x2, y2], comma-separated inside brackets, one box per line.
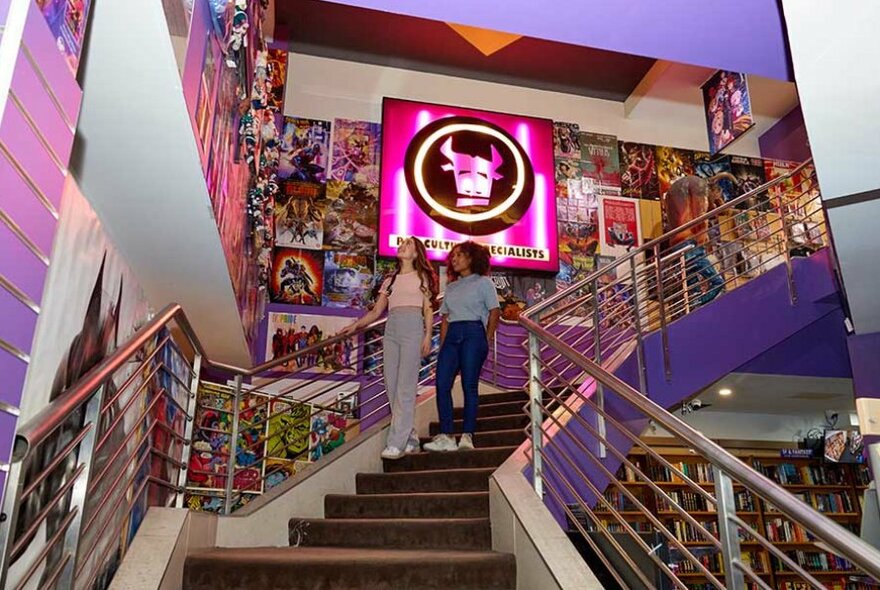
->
[184, 389, 528, 590]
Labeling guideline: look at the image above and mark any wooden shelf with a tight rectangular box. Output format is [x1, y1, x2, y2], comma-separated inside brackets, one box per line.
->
[773, 571, 860, 577]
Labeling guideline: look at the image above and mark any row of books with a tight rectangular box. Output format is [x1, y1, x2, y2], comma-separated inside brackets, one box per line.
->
[599, 489, 643, 512]
[641, 460, 715, 484]
[776, 551, 854, 573]
[777, 491, 855, 514]
[764, 517, 812, 543]
[781, 581, 872, 590]
[752, 460, 847, 486]
[673, 551, 723, 574]
[659, 490, 714, 513]
[672, 520, 719, 543]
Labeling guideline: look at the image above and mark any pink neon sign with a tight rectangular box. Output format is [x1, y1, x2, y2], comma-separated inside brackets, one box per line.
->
[379, 98, 558, 272]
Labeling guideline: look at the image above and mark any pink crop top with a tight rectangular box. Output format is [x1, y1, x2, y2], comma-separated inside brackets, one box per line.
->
[382, 272, 427, 309]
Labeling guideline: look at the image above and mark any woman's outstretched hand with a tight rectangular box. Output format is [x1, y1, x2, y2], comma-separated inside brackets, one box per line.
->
[421, 335, 432, 358]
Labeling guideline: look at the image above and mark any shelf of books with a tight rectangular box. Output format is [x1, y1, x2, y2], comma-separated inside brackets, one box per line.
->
[591, 442, 873, 590]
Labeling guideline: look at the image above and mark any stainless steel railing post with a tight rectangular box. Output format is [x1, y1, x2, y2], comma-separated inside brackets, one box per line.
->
[589, 279, 606, 459]
[492, 336, 498, 386]
[713, 465, 745, 588]
[777, 188, 799, 305]
[652, 243, 672, 380]
[527, 332, 544, 498]
[629, 257, 648, 396]
[176, 353, 201, 509]
[224, 374, 243, 515]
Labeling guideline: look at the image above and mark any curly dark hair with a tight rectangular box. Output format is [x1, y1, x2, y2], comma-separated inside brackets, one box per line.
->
[447, 241, 491, 280]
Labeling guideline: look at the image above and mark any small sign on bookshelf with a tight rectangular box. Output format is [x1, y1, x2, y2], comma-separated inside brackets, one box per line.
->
[780, 448, 814, 458]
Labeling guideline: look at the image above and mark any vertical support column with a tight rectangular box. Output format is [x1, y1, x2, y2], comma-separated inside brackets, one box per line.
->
[527, 332, 543, 498]
[777, 188, 798, 305]
[224, 374, 243, 515]
[713, 465, 745, 588]
[590, 280, 606, 459]
[629, 257, 648, 396]
[492, 336, 498, 386]
[652, 244, 672, 380]
[176, 353, 201, 508]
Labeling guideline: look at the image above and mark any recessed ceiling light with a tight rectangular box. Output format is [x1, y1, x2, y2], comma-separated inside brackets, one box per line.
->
[718, 388, 733, 396]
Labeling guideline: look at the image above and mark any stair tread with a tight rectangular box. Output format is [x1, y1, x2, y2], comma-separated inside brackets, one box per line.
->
[189, 546, 514, 564]
[361, 467, 496, 477]
[294, 517, 489, 524]
[327, 491, 488, 500]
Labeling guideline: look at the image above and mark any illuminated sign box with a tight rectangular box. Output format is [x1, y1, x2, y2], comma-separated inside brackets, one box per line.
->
[379, 98, 558, 272]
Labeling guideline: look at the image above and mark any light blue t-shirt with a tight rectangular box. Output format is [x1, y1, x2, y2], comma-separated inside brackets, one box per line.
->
[440, 274, 500, 326]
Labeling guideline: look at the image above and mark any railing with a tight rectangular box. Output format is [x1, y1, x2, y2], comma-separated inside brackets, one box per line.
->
[0, 303, 439, 589]
[519, 161, 880, 588]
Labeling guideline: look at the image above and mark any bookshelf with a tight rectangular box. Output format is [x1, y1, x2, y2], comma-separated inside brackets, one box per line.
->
[592, 441, 873, 590]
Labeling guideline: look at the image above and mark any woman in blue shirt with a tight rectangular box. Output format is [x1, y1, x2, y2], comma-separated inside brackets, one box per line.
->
[424, 242, 500, 452]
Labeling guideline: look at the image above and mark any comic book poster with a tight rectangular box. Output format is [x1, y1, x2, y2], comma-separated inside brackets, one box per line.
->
[763, 158, 799, 204]
[279, 117, 332, 183]
[195, 39, 219, 156]
[655, 146, 695, 197]
[275, 180, 325, 249]
[513, 276, 557, 309]
[618, 142, 660, 200]
[598, 196, 642, 258]
[489, 272, 521, 321]
[264, 311, 359, 374]
[37, 0, 92, 74]
[555, 158, 581, 199]
[270, 248, 324, 305]
[553, 122, 581, 159]
[729, 155, 768, 207]
[322, 251, 375, 309]
[264, 400, 311, 489]
[266, 49, 289, 111]
[309, 410, 348, 461]
[330, 119, 382, 184]
[558, 221, 599, 272]
[693, 152, 736, 203]
[579, 132, 621, 196]
[702, 70, 755, 155]
[557, 187, 599, 225]
[322, 180, 379, 253]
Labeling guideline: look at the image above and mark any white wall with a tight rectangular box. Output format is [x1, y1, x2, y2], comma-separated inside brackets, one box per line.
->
[652, 410, 831, 443]
[283, 54, 797, 157]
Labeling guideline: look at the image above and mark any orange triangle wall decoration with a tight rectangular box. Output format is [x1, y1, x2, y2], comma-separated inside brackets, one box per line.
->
[446, 22, 522, 56]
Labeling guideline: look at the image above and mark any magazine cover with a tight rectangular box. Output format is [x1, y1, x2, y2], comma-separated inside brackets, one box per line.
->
[619, 142, 660, 200]
[555, 158, 581, 199]
[270, 248, 324, 305]
[553, 122, 581, 159]
[329, 119, 382, 184]
[693, 152, 736, 203]
[322, 251, 375, 309]
[559, 221, 600, 271]
[322, 181, 379, 253]
[702, 70, 755, 155]
[274, 180, 325, 249]
[278, 117, 332, 183]
[730, 155, 768, 207]
[655, 146, 695, 197]
[598, 196, 642, 258]
[579, 132, 621, 196]
[264, 311, 359, 374]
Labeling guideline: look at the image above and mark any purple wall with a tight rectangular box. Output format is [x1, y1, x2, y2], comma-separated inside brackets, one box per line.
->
[323, 0, 792, 81]
[847, 332, 880, 401]
[759, 105, 812, 163]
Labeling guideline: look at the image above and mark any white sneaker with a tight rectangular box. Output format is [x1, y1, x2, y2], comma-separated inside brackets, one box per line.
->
[381, 446, 404, 460]
[404, 441, 421, 454]
[423, 434, 457, 452]
[458, 433, 474, 450]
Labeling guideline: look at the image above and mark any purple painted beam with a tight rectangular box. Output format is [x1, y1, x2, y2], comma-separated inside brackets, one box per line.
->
[319, 0, 793, 81]
[848, 332, 880, 400]
[759, 106, 812, 163]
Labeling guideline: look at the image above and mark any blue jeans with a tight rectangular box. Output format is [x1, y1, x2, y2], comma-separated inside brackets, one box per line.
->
[436, 321, 488, 434]
[680, 240, 724, 307]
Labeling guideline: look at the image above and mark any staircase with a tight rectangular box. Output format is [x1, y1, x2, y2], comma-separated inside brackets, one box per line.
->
[182, 389, 530, 589]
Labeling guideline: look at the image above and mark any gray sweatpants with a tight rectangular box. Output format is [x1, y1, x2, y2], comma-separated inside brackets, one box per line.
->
[383, 308, 424, 450]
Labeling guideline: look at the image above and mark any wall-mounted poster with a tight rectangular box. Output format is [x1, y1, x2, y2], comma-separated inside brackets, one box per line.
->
[266, 49, 289, 111]
[274, 180, 325, 249]
[195, 37, 219, 156]
[579, 132, 621, 196]
[330, 119, 382, 184]
[322, 251, 375, 309]
[655, 146, 695, 198]
[729, 156, 768, 205]
[702, 70, 755, 155]
[264, 311, 359, 374]
[279, 117, 332, 183]
[270, 248, 324, 305]
[598, 195, 642, 258]
[379, 98, 558, 272]
[553, 122, 581, 159]
[323, 181, 379, 253]
[38, 0, 92, 74]
[693, 152, 736, 204]
[555, 158, 581, 199]
[619, 142, 660, 201]
[559, 221, 599, 272]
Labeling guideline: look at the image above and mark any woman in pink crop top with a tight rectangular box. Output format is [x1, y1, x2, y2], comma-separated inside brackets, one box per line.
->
[341, 237, 438, 459]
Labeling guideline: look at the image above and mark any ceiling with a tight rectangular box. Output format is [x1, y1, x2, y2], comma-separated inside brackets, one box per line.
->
[273, 0, 657, 101]
[694, 373, 854, 416]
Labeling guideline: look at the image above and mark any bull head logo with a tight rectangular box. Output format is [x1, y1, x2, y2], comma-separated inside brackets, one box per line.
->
[440, 137, 504, 207]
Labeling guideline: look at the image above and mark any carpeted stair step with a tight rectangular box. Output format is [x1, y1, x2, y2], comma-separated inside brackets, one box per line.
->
[382, 446, 517, 472]
[453, 400, 526, 419]
[429, 414, 528, 435]
[184, 546, 516, 590]
[325, 491, 489, 519]
[420, 428, 524, 449]
[356, 468, 494, 494]
[477, 390, 528, 404]
[290, 517, 491, 550]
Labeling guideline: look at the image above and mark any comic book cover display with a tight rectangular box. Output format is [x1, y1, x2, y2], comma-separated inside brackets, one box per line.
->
[330, 119, 382, 184]
[513, 276, 556, 309]
[598, 196, 642, 258]
[555, 158, 581, 199]
[579, 132, 621, 196]
[264, 311, 359, 374]
[270, 248, 324, 305]
[702, 70, 755, 155]
[553, 121, 581, 159]
[322, 251, 375, 309]
[559, 219, 599, 273]
[278, 117, 332, 183]
[619, 141, 660, 200]
[693, 152, 736, 203]
[264, 400, 312, 489]
[309, 411, 347, 461]
[729, 155, 768, 207]
[265, 48, 289, 111]
[37, 0, 92, 74]
[655, 146, 695, 197]
[490, 272, 521, 321]
[322, 180, 379, 253]
[274, 180, 325, 249]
